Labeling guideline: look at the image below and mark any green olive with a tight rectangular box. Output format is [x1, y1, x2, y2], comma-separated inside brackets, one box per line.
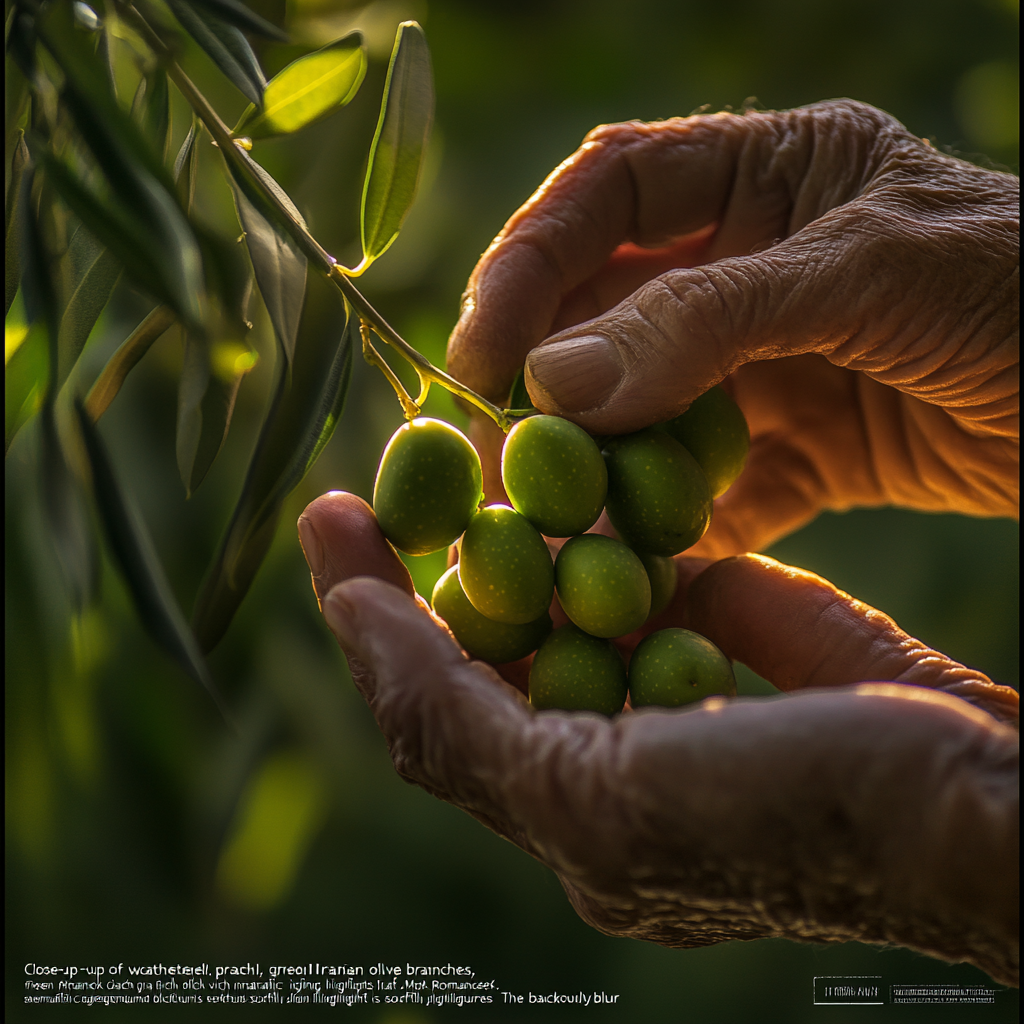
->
[660, 386, 749, 498]
[628, 628, 736, 708]
[637, 552, 678, 619]
[373, 418, 483, 556]
[529, 624, 628, 716]
[459, 504, 554, 624]
[554, 534, 651, 638]
[501, 415, 607, 537]
[432, 565, 551, 663]
[603, 429, 712, 556]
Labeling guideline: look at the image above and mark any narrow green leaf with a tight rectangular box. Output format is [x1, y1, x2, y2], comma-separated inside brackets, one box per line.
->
[40, 410, 98, 610]
[195, 227, 252, 337]
[165, 0, 267, 106]
[17, 167, 60, 387]
[36, 5, 176, 192]
[143, 68, 171, 161]
[227, 162, 306, 364]
[173, 118, 201, 213]
[177, 332, 252, 497]
[5, 30, 31, 151]
[360, 22, 434, 264]
[234, 33, 366, 140]
[5, 131, 29, 314]
[5, 317, 48, 453]
[190, 0, 288, 42]
[176, 229, 252, 494]
[6, 9, 36, 82]
[19, 161, 100, 602]
[192, 276, 352, 652]
[36, 4, 205, 326]
[84, 305, 176, 422]
[176, 329, 208, 495]
[56, 226, 122, 387]
[53, 96, 204, 326]
[129, 66, 170, 152]
[43, 153, 201, 327]
[95, 21, 117, 99]
[76, 400, 229, 718]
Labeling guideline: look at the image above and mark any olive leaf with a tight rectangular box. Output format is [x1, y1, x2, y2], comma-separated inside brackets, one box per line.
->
[174, 227, 252, 494]
[164, 0, 266, 107]
[76, 401, 229, 719]
[177, 331, 251, 497]
[233, 33, 366, 140]
[5, 319, 48, 453]
[95, 19, 117, 98]
[189, 0, 288, 42]
[5, 52, 31, 160]
[192, 275, 352, 653]
[36, 4, 205, 327]
[6, 7, 36, 83]
[139, 67, 171, 161]
[40, 411, 98, 610]
[37, 4, 178, 191]
[227, 160, 306, 364]
[17, 166, 59, 382]
[56, 225, 122, 388]
[173, 118, 201, 213]
[360, 22, 434, 265]
[5, 130, 29, 314]
[84, 305, 176, 422]
[19, 164, 98, 605]
[43, 152, 201, 329]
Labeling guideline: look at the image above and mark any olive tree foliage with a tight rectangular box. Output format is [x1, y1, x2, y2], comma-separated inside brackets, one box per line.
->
[5, 0, 439, 715]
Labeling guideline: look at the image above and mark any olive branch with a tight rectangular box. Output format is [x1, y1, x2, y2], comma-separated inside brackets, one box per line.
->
[5, 0, 527, 714]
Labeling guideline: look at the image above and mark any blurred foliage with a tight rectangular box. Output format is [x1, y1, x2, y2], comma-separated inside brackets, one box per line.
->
[5, 0, 1019, 1021]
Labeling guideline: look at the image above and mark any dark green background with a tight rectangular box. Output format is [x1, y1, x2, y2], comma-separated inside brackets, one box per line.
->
[5, 0, 1018, 1021]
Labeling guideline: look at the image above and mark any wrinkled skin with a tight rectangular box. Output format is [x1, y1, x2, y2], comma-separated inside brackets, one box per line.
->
[298, 100, 1019, 984]
[299, 496, 1018, 985]
[448, 99, 1018, 555]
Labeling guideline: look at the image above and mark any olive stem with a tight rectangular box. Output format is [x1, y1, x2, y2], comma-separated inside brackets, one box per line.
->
[120, 2, 520, 432]
[330, 269, 515, 430]
[360, 323, 419, 420]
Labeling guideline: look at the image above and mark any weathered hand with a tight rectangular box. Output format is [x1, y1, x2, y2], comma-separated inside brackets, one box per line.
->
[448, 100, 1019, 556]
[297, 492, 1019, 985]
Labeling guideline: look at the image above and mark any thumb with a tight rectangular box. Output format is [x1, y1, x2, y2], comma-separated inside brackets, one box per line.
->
[321, 577, 538, 818]
[523, 230, 840, 434]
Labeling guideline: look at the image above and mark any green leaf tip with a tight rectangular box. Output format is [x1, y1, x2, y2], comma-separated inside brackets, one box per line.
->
[165, 0, 267, 106]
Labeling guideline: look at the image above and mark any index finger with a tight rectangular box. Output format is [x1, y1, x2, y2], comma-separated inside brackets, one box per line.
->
[447, 101, 900, 401]
[447, 117, 740, 401]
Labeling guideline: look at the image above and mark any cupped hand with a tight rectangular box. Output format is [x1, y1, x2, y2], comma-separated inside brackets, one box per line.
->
[448, 100, 1019, 556]
[297, 491, 1019, 985]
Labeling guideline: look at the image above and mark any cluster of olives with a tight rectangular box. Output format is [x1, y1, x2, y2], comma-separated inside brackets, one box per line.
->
[372, 386, 749, 716]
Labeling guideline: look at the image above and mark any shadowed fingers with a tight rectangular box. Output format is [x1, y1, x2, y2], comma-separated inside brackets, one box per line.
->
[685, 553, 1019, 725]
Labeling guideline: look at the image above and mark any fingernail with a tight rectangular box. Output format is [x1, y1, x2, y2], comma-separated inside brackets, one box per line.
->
[297, 517, 324, 576]
[526, 336, 624, 412]
[323, 586, 359, 650]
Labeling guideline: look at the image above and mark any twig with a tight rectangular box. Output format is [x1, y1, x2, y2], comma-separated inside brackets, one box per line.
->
[117, 2, 522, 431]
[360, 322, 418, 419]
